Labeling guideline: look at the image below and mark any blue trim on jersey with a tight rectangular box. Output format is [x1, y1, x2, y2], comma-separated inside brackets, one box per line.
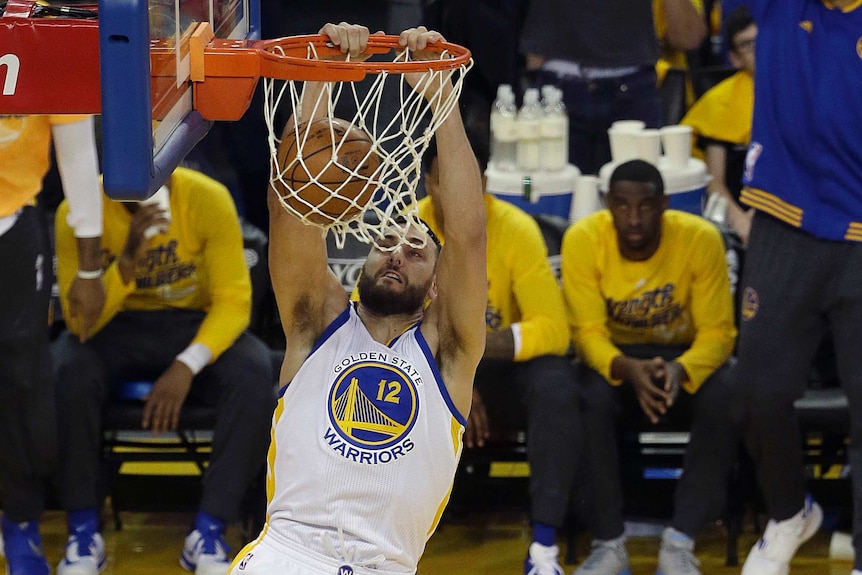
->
[308, 303, 353, 359]
[413, 325, 467, 426]
[277, 304, 352, 398]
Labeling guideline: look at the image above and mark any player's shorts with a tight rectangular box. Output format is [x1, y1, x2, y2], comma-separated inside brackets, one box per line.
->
[229, 531, 412, 575]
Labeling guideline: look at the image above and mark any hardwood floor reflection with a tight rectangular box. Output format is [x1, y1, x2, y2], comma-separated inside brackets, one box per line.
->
[0, 508, 852, 574]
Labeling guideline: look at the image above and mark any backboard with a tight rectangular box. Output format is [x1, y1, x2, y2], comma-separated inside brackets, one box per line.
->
[98, 0, 259, 200]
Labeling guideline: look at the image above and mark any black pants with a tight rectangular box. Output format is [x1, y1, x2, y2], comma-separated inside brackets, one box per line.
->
[51, 309, 277, 522]
[578, 345, 736, 540]
[0, 206, 55, 522]
[736, 213, 862, 568]
[474, 355, 581, 527]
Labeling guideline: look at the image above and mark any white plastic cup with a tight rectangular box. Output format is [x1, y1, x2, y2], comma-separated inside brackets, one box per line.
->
[570, 175, 602, 222]
[611, 120, 646, 132]
[661, 125, 694, 169]
[634, 129, 661, 165]
[140, 185, 171, 239]
[608, 128, 640, 163]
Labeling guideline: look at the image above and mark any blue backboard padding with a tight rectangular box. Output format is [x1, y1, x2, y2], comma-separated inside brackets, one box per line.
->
[98, 0, 164, 200]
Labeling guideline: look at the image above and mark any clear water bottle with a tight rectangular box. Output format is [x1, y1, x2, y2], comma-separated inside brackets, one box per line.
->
[490, 84, 518, 171]
[517, 88, 542, 172]
[540, 87, 569, 171]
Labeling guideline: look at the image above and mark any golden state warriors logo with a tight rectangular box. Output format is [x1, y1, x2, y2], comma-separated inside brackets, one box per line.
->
[741, 287, 759, 321]
[325, 359, 419, 464]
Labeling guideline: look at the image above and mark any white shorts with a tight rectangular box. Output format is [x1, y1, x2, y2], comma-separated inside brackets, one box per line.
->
[229, 533, 412, 575]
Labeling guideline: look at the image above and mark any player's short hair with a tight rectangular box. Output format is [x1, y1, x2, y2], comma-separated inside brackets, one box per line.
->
[609, 159, 665, 196]
[725, 5, 754, 52]
[392, 215, 442, 253]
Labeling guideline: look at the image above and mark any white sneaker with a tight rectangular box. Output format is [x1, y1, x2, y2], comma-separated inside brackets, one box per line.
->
[657, 528, 701, 575]
[57, 531, 106, 575]
[741, 495, 823, 575]
[524, 542, 563, 575]
[181, 529, 231, 575]
[573, 537, 631, 575]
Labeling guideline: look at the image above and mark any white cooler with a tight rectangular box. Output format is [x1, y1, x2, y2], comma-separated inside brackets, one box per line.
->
[485, 164, 581, 219]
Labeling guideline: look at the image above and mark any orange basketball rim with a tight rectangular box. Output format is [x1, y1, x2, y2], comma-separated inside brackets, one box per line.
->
[185, 26, 472, 121]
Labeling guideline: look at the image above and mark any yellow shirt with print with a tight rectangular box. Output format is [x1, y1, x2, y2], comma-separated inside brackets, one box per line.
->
[418, 194, 569, 362]
[55, 167, 251, 362]
[562, 209, 735, 393]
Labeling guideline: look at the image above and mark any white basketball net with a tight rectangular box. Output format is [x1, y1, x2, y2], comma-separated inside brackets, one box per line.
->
[264, 44, 471, 249]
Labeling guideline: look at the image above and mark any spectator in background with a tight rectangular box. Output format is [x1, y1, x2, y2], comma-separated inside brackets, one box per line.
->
[735, 2, 862, 575]
[561, 160, 737, 575]
[653, 0, 708, 108]
[0, 115, 103, 575]
[51, 166, 276, 575]
[520, 0, 705, 175]
[682, 6, 756, 244]
[417, 135, 580, 575]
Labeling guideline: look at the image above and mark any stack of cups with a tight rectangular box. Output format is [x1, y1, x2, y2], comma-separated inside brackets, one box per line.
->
[570, 175, 603, 222]
[608, 120, 645, 163]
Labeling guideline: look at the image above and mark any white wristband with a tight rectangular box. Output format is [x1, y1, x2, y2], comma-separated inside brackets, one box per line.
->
[511, 323, 523, 358]
[77, 268, 103, 280]
[176, 343, 213, 376]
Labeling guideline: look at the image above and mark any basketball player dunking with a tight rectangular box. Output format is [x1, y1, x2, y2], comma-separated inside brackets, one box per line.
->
[228, 23, 487, 575]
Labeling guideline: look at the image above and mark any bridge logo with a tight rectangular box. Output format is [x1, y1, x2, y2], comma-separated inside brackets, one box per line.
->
[328, 361, 419, 450]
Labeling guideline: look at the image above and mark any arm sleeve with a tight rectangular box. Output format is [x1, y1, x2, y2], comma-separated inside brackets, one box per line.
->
[509, 218, 570, 361]
[676, 225, 737, 393]
[56, 201, 135, 337]
[561, 223, 623, 384]
[187, 183, 252, 362]
[51, 117, 102, 238]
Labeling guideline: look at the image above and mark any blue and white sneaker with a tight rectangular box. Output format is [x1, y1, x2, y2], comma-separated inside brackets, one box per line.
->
[57, 518, 106, 575]
[1, 517, 49, 575]
[741, 494, 823, 575]
[181, 514, 231, 575]
[524, 542, 563, 575]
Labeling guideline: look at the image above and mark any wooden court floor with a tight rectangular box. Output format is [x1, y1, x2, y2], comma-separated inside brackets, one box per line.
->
[0, 508, 852, 575]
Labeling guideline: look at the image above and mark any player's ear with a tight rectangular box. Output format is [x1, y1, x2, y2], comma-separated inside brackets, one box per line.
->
[427, 277, 438, 301]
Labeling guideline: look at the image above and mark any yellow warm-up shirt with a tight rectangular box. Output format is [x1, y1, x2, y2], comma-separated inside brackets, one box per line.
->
[55, 167, 251, 362]
[561, 210, 735, 393]
[418, 194, 569, 361]
[0, 114, 87, 217]
[682, 70, 754, 148]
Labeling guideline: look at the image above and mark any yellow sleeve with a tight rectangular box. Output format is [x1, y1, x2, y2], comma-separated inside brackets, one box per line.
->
[506, 216, 569, 361]
[56, 200, 135, 337]
[184, 176, 252, 362]
[676, 224, 737, 393]
[681, 72, 753, 147]
[561, 219, 623, 384]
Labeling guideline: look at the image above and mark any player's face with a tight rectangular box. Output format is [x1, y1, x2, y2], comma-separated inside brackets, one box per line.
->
[358, 226, 438, 316]
[729, 24, 757, 75]
[606, 180, 667, 261]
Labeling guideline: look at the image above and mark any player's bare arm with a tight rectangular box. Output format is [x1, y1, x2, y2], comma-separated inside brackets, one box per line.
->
[268, 24, 380, 384]
[405, 27, 487, 416]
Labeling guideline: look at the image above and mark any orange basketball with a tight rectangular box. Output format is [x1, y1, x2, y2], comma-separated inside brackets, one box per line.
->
[275, 118, 379, 225]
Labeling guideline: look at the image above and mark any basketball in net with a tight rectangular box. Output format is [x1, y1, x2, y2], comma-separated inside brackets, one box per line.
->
[274, 117, 380, 225]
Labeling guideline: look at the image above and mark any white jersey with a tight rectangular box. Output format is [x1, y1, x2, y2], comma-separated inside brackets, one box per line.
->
[264, 303, 466, 573]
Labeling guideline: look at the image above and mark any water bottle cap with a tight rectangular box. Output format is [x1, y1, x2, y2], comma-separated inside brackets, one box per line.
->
[524, 88, 539, 105]
[497, 84, 514, 100]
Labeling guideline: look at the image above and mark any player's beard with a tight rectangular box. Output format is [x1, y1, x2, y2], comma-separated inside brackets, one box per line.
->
[357, 270, 429, 317]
